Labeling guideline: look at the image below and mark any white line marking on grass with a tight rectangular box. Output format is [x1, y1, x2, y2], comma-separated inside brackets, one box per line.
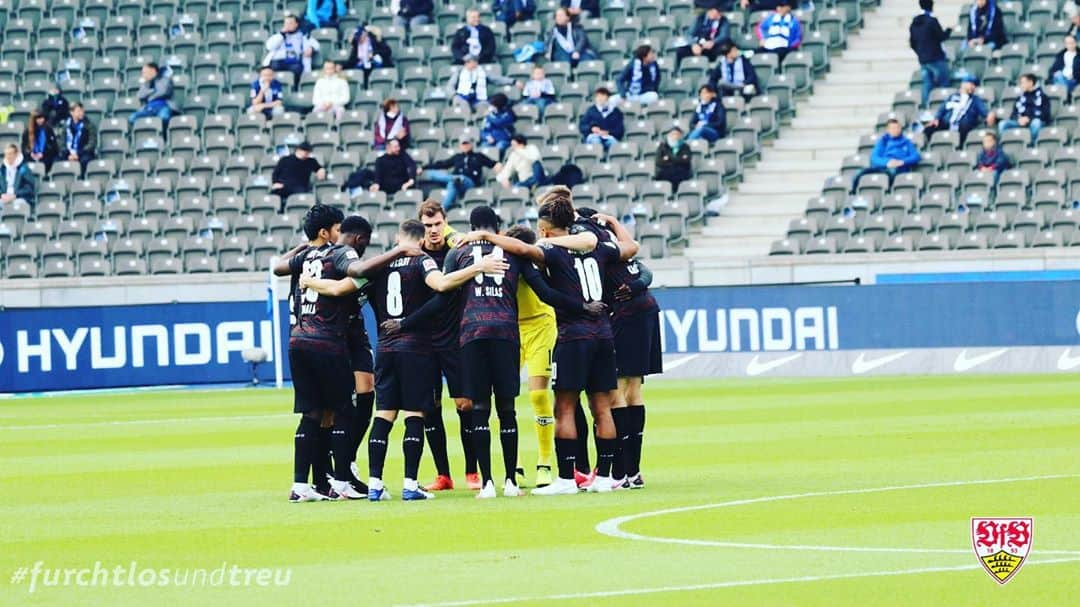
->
[0, 413, 293, 431]
[595, 473, 1080, 556]
[395, 556, 1080, 607]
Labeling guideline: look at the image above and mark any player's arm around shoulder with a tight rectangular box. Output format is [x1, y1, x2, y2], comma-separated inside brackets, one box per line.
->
[300, 275, 359, 297]
[346, 243, 423, 279]
[593, 213, 639, 260]
[459, 230, 546, 265]
[538, 231, 598, 253]
[272, 242, 309, 276]
[425, 248, 510, 292]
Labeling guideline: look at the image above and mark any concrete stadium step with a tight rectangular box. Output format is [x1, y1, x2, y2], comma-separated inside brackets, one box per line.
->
[701, 216, 791, 237]
[720, 201, 811, 217]
[685, 239, 777, 259]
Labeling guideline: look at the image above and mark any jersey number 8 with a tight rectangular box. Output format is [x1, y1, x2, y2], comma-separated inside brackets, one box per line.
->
[386, 271, 404, 316]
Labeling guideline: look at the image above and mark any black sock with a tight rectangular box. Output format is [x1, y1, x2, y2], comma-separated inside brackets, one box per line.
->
[628, 405, 646, 476]
[497, 402, 518, 483]
[472, 405, 493, 484]
[367, 417, 393, 480]
[596, 438, 618, 478]
[458, 408, 478, 475]
[611, 407, 629, 480]
[573, 399, 591, 474]
[403, 416, 425, 481]
[332, 405, 358, 482]
[555, 437, 577, 480]
[352, 392, 374, 452]
[294, 416, 320, 483]
[424, 407, 452, 477]
[314, 425, 332, 492]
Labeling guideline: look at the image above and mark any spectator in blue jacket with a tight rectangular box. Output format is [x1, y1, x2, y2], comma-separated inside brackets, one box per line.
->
[561, 0, 599, 19]
[922, 76, 989, 145]
[710, 41, 759, 100]
[248, 66, 285, 119]
[756, 0, 801, 65]
[303, 0, 346, 33]
[617, 45, 662, 106]
[396, 0, 434, 31]
[675, 7, 732, 68]
[495, 0, 536, 32]
[964, 0, 1007, 50]
[994, 73, 1051, 140]
[974, 131, 1010, 183]
[687, 85, 727, 143]
[480, 93, 516, 154]
[909, 0, 953, 107]
[849, 119, 920, 194]
[579, 87, 624, 149]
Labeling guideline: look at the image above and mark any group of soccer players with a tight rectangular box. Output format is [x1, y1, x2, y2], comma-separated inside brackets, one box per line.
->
[275, 186, 662, 502]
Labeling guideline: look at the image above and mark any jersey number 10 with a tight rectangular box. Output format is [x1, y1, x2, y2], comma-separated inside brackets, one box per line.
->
[573, 257, 603, 302]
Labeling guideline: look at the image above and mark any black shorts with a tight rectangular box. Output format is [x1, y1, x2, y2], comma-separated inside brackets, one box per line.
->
[461, 338, 521, 403]
[347, 326, 374, 374]
[289, 347, 354, 414]
[552, 338, 618, 394]
[375, 350, 437, 412]
[433, 348, 467, 400]
[613, 309, 663, 378]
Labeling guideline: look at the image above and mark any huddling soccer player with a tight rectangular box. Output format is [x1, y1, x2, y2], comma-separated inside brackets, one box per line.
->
[300, 219, 508, 501]
[459, 187, 638, 495]
[574, 208, 661, 489]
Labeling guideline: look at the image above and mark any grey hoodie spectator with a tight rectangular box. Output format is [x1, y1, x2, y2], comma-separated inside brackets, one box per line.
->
[910, 0, 952, 107]
[129, 62, 179, 135]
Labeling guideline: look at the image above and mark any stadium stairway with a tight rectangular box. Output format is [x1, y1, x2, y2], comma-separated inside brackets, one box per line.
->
[687, 0, 968, 261]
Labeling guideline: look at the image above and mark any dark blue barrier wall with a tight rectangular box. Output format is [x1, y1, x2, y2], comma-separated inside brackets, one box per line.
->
[1, 281, 1077, 392]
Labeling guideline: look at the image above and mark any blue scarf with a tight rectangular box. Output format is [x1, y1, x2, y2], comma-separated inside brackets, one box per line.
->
[970, 1, 996, 38]
[629, 59, 644, 95]
[720, 57, 745, 85]
[67, 119, 85, 155]
[696, 101, 717, 125]
[33, 129, 46, 155]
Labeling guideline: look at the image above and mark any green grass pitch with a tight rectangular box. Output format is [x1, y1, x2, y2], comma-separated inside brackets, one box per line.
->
[2, 374, 1078, 606]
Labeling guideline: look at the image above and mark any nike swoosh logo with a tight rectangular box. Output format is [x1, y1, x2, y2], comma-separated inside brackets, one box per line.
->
[663, 354, 698, 371]
[1057, 348, 1080, 371]
[746, 353, 802, 376]
[851, 351, 909, 375]
[953, 348, 1008, 372]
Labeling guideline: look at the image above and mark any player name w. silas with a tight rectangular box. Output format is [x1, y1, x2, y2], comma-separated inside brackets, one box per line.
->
[475, 286, 504, 297]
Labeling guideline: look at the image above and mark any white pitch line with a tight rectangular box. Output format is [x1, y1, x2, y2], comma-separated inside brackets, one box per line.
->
[395, 556, 1080, 607]
[0, 413, 293, 432]
[595, 473, 1080, 556]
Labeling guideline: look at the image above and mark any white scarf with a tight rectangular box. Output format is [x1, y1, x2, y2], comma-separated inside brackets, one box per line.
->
[1065, 51, 1077, 80]
[947, 93, 974, 130]
[3, 155, 21, 195]
[553, 24, 576, 54]
[595, 103, 614, 118]
[720, 57, 745, 85]
[378, 111, 405, 141]
[356, 36, 373, 68]
[456, 67, 486, 99]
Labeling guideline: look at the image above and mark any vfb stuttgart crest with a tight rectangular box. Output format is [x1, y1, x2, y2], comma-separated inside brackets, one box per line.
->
[971, 517, 1033, 584]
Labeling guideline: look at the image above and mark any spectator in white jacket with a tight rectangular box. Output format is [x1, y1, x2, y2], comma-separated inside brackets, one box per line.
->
[496, 134, 546, 189]
[450, 55, 489, 112]
[311, 61, 350, 121]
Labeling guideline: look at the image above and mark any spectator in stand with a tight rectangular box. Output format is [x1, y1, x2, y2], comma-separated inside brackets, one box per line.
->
[687, 85, 727, 143]
[1067, 1, 1079, 38]
[579, 87, 624, 150]
[655, 126, 692, 191]
[561, 0, 599, 19]
[709, 41, 759, 100]
[271, 141, 326, 211]
[675, 7, 732, 69]
[848, 119, 920, 194]
[424, 135, 501, 210]
[495, 0, 537, 32]
[547, 8, 597, 66]
[41, 86, 70, 127]
[480, 93, 516, 154]
[21, 110, 59, 174]
[519, 65, 557, 116]
[303, 0, 346, 33]
[129, 62, 179, 135]
[396, 0, 434, 31]
[964, 0, 1007, 50]
[496, 134, 545, 189]
[60, 103, 96, 177]
[373, 98, 410, 151]
[922, 75, 989, 145]
[0, 144, 36, 207]
[1050, 35, 1079, 99]
[264, 14, 320, 86]
[345, 25, 393, 88]
[248, 66, 285, 119]
[756, 0, 801, 65]
[449, 55, 489, 111]
[910, 0, 953, 107]
[311, 60, 350, 121]
[974, 131, 1010, 183]
[991, 73, 1051, 140]
[371, 138, 419, 194]
[453, 9, 497, 65]
[617, 45, 662, 106]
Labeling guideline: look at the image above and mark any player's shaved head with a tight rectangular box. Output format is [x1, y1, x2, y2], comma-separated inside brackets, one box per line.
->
[398, 219, 425, 244]
[339, 215, 372, 255]
[303, 204, 344, 242]
[469, 205, 500, 232]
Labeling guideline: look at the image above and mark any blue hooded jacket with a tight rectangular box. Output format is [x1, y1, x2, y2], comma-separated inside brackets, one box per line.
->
[305, 0, 346, 28]
[870, 133, 920, 169]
